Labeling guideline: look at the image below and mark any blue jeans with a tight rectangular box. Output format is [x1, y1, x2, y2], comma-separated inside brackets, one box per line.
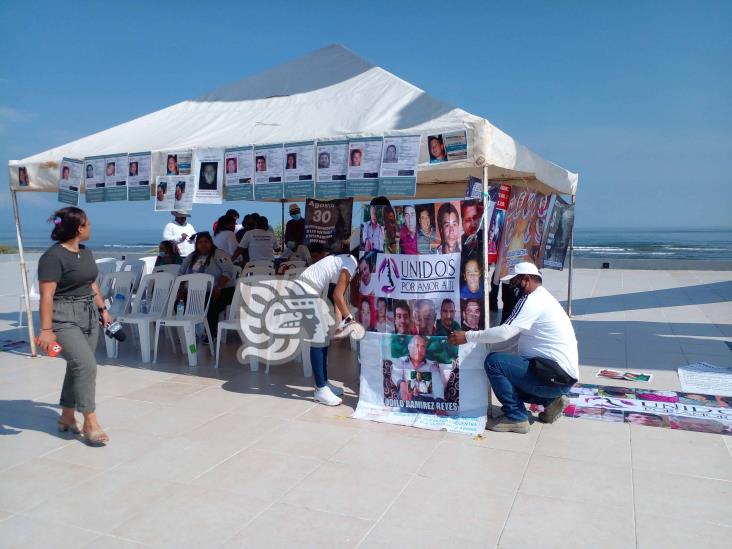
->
[310, 345, 329, 388]
[485, 352, 571, 421]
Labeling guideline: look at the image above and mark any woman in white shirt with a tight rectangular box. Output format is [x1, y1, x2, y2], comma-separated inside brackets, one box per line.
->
[212, 214, 239, 258]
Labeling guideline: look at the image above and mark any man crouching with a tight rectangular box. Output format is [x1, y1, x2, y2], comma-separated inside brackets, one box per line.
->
[448, 262, 578, 434]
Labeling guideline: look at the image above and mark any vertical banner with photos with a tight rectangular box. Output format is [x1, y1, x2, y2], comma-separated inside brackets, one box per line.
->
[352, 199, 489, 435]
[104, 153, 128, 201]
[345, 137, 382, 196]
[494, 186, 550, 280]
[127, 152, 151, 201]
[59, 158, 82, 205]
[83, 156, 106, 203]
[315, 140, 348, 198]
[303, 198, 353, 251]
[284, 141, 315, 198]
[427, 130, 468, 163]
[254, 144, 284, 199]
[154, 176, 176, 212]
[377, 135, 419, 196]
[487, 183, 511, 264]
[542, 196, 575, 270]
[224, 146, 254, 201]
[193, 148, 224, 204]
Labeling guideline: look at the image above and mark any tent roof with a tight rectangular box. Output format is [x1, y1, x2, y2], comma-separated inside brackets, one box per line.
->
[8, 44, 578, 197]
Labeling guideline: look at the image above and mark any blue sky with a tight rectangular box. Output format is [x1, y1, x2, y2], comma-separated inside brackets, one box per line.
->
[1, 0, 730, 243]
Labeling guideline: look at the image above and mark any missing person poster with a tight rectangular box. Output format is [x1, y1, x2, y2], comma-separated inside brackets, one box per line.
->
[487, 183, 510, 264]
[541, 196, 574, 270]
[193, 148, 223, 204]
[284, 141, 315, 198]
[172, 175, 194, 211]
[315, 140, 348, 198]
[104, 153, 128, 201]
[59, 158, 82, 205]
[427, 130, 468, 163]
[303, 198, 353, 251]
[224, 146, 254, 201]
[353, 199, 489, 435]
[154, 176, 175, 212]
[83, 156, 106, 203]
[378, 134, 419, 196]
[254, 144, 284, 199]
[346, 137, 382, 196]
[127, 152, 151, 201]
[164, 149, 192, 176]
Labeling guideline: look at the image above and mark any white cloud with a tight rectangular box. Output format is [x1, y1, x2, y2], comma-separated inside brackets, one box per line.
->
[0, 107, 33, 122]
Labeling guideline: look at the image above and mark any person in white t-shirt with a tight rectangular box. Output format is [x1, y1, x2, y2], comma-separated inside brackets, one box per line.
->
[232, 215, 278, 262]
[212, 214, 239, 257]
[449, 262, 579, 434]
[298, 244, 361, 406]
[162, 211, 196, 257]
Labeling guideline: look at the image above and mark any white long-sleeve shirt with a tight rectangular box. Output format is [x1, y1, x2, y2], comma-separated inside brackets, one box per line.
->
[163, 221, 196, 257]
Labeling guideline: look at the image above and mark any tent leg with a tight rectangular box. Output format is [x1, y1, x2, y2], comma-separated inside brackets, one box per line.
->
[11, 190, 37, 357]
[566, 194, 576, 317]
[481, 164, 493, 419]
[280, 199, 285, 251]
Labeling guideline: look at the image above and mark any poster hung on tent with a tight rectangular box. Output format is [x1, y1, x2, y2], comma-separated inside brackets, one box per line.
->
[352, 198, 488, 435]
[487, 183, 510, 264]
[378, 135, 419, 197]
[542, 196, 574, 270]
[303, 198, 353, 251]
[17, 166, 30, 187]
[104, 153, 128, 201]
[83, 156, 106, 203]
[172, 175, 194, 211]
[127, 152, 151, 201]
[495, 186, 550, 280]
[154, 176, 175, 211]
[283, 141, 315, 199]
[224, 146, 254, 201]
[164, 150, 192, 176]
[193, 148, 223, 204]
[254, 144, 284, 200]
[427, 130, 468, 163]
[346, 137, 382, 196]
[58, 158, 81, 205]
[315, 140, 348, 199]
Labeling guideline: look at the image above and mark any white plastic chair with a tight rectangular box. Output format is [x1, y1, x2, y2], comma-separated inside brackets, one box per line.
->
[245, 259, 274, 270]
[17, 269, 40, 327]
[95, 257, 117, 286]
[98, 270, 136, 359]
[116, 272, 175, 363]
[153, 273, 214, 367]
[283, 267, 305, 279]
[139, 256, 158, 275]
[118, 259, 145, 291]
[277, 260, 306, 275]
[241, 264, 275, 278]
[153, 264, 181, 275]
[215, 279, 245, 368]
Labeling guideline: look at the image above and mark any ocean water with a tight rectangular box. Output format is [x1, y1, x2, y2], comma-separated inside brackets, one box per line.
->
[1, 227, 731, 260]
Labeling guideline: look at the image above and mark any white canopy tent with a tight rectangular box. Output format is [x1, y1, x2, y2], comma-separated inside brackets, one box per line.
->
[7, 44, 579, 356]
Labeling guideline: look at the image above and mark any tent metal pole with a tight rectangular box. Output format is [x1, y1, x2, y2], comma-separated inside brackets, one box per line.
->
[566, 194, 576, 317]
[280, 199, 285, 251]
[11, 189, 37, 357]
[481, 165, 490, 329]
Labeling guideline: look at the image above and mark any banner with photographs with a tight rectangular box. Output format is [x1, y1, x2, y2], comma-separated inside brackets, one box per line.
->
[104, 153, 128, 201]
[224, 146, 254, 201]
[83, 156, 106, 203]
[172, 175, 194, 211]
[562, 384, 732, 435]
[58, 158, 81, 205]
[346, 137, 382, 196]
[154, 176, 175, 211]
[303, 198, 353, 252]
[193, 148, 223, 204]
[427, 130, 468, 163]
[254, 144, 284, 199]
[541, 196, 574, 270]
[353, 198, 488, 435]
[494, 186, 550, 280]
[315, 140, 348, 198]
[284, 141, 315, 198]
[378, 135, 419, 197]
[488, 183, 510, 264]
[127, 152, 151, 201]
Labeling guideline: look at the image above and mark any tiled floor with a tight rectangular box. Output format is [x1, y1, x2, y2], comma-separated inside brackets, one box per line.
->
[0, 267, 731, 548]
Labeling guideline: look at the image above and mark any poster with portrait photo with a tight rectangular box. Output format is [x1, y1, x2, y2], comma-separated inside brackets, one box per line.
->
[154, 176, 175, 211]
[163, 149, 192, 176]
[104, 153, 128, 201]
[17, 166, 30, 187]
[253, 144, 284, 199]
[346, 137, 382, 196]
[427, 130, 468, 163]
[223, 146, 254, 201]
[433, 201, 463, 254]
[460, 298, 484, 332]
[172, 175, 194, 211]
[380, 135, 419, 178]
[414, 203, 441, 254]
[487, 183, 510, 263]
[83, 156, 106, 203]
[314, 140, 348, 198]
[58, 158, 82, 206]
[541, 196, 574, 270]
[127, 152, 151, 201]
[284, 141, 314, 182]
[192, 148, 223, 204]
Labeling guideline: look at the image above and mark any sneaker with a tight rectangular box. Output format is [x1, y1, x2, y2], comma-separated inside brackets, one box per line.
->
[486, 415, 530, 434]
[333, 320, 365, 340]
[327, 382, 344, 396]
[314, 386, 342, 406]
[538, 395, 569, 424]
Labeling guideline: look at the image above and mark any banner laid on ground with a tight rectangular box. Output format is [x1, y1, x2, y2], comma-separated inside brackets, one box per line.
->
[303, 198, 353, 252]
[542, 196, 574, 270]
[563, 384, 732, 435]
[352, 198, 488, 435]
[678, 362, 732, 397]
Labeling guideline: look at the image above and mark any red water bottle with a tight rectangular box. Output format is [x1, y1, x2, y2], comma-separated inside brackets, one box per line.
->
[35, 337, 62, 357]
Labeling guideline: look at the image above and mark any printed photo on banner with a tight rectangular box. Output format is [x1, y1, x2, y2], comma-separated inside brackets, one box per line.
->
[165, 150, 192, 176]
[303, 198, 353, 252]
[193, 148, 224, 204]
[17, 166, 29, 187]
[487, 184, 509, 264]
[460, 298, 484, 331]
[415, 203, 441, 254]
[357, 251, 378, 296]
[104, 154, 128, 201]
[315, 141, 348, 181]
[460, 199, 483, 254]
[542, 196, 575, 270]
[379, 135, 419, 178]
[172, 175, 194, 211]
[427, 130, 468, 163]
[127, 152, 151, 201]
[382, 334, 460, 416]
[434, 201, 463, 254]
[84, 157, 106, 190]
[154, 176, 175, 211]
[254, 145, 284, 184]
[347, 138, 382, 179]
[58, 158, 82, 205]
[284, 142, 315, 182]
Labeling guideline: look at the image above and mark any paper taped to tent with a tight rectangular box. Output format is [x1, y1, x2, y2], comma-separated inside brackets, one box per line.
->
[7, 44, 577, 200]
